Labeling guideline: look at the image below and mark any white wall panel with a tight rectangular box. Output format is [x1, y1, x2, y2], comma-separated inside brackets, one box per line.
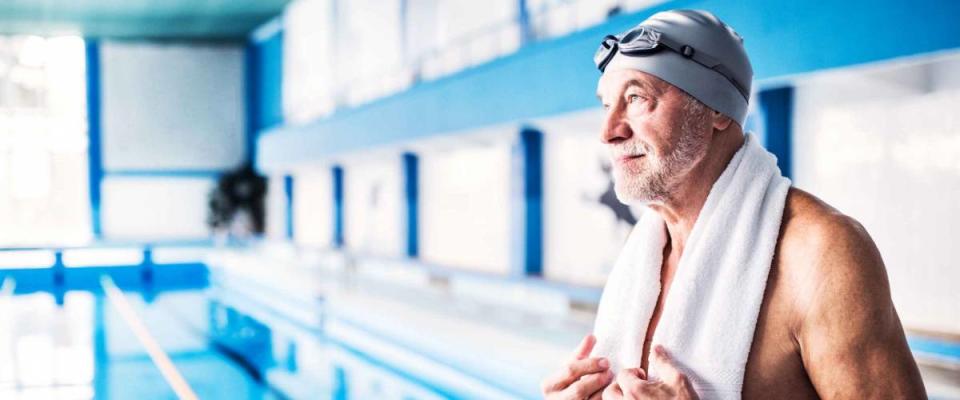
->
[293, 168, 333, 247]
[335, 0, 406, 105]
[100, 177, 214, 239]
[100, 41, 245, 171]
[343, 157, 404, 257]
[265, 175, 288, 240]
[283, 0, 337, 122]
[419, 145, 511, 274]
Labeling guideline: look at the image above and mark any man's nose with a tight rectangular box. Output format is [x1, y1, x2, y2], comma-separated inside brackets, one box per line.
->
[601, 110, 632, 144]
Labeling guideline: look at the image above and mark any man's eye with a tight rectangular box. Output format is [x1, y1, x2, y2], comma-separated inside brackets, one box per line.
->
[627, 94, 643, 103]
[602, 103, 611, 110]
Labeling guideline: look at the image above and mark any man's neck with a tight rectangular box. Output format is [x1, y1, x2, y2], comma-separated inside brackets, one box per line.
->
[648, 130, 745, 258]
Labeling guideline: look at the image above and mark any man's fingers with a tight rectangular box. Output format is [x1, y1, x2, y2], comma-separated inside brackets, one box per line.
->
[615, 368, 644, 392]
[626, 367, 646, 380]
[653, 345, 684, 384]
[563, 357, 609, 383]
[565, 371, 614, 399]
[543, 356, 610, 392]
[573, 333, 597, 360]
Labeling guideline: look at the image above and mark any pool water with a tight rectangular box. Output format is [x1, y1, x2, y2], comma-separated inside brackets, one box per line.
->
[0, 289, 463, 400]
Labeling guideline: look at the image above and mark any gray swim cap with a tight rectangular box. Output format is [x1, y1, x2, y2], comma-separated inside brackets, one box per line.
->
[596, 10, 753, 126]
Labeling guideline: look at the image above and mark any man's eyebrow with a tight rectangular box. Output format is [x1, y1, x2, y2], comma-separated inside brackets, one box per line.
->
[597, 77, 663, 103]
[624, 79, 661, 96]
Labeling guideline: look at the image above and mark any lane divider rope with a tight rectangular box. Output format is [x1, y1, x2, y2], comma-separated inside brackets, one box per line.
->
[100, 276, 198, 400]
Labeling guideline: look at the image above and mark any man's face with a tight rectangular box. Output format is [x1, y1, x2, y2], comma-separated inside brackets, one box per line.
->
[596, 69, 712, 204]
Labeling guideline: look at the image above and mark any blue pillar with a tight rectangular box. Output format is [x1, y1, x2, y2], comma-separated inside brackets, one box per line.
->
[402, 153, 419, 258]
[140, 246, 154, 287]
[332, 166, 344, 248]
[53, 250, 65, 306]
[511, 127, 543, 277]
[518, 0, 534, 44]
[757, 86, 794, 179]
[85, 40, 103, 238]
[243, 42, 260, 165]
[284, 175, 294, 239]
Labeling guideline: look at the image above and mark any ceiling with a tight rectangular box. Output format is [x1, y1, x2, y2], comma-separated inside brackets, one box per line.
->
[0, 0, 292, 40]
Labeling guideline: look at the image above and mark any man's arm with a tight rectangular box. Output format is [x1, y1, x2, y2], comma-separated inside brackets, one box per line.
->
[797, 215, 926, 399]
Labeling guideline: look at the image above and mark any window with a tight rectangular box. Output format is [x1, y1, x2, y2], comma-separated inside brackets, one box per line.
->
[0, 36, 91, 246]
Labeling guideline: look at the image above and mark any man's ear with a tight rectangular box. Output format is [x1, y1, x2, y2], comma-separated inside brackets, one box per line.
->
[712, 111, 732, 132]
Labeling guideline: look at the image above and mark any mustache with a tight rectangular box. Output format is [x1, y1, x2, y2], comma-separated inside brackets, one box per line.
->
[609, 141, 651, 160]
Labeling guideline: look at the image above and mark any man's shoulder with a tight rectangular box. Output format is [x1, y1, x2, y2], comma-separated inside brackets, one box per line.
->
[775, 187, 891, 315]
[778, 187, 878, 262]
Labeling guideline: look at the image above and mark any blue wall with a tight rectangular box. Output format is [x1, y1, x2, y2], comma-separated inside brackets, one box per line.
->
[258, 0, 960, 171]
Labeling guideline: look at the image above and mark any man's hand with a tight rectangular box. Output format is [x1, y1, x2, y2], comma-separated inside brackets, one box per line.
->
[601, 346, 698, 400]
[541, 334, 614, 400]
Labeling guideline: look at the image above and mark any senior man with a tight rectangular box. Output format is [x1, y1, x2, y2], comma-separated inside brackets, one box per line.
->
[541, 9, 926, 400]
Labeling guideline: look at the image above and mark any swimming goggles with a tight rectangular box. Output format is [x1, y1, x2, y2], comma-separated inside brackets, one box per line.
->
[593, 26, 749, 100]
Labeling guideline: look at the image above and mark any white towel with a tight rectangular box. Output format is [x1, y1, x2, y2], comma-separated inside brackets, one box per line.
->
[591, 133, 791, 399]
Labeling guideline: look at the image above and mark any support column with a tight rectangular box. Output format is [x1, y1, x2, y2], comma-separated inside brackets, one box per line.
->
[284, 175, 294, 239]
[402, 153, 419, 258]
[85, 40, 103, 238]
[757, 86, 794, 179]
[332, 166, 344, 248]
[518, 0, 534, 44]
[511, 127, 543, 277]
[246, 19, 283, 168]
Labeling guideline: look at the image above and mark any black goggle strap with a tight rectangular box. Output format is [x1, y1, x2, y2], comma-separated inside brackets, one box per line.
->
[595, 35, 620, 72]
[657, 35, 750, 101]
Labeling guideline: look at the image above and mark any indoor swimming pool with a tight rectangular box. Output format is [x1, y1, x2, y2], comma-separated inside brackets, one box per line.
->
[1, 241, 959, 400]
[0, 287, 495, 400]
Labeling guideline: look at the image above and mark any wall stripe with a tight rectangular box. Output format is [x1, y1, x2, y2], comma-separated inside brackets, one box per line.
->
[85, 40, 103, 238]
